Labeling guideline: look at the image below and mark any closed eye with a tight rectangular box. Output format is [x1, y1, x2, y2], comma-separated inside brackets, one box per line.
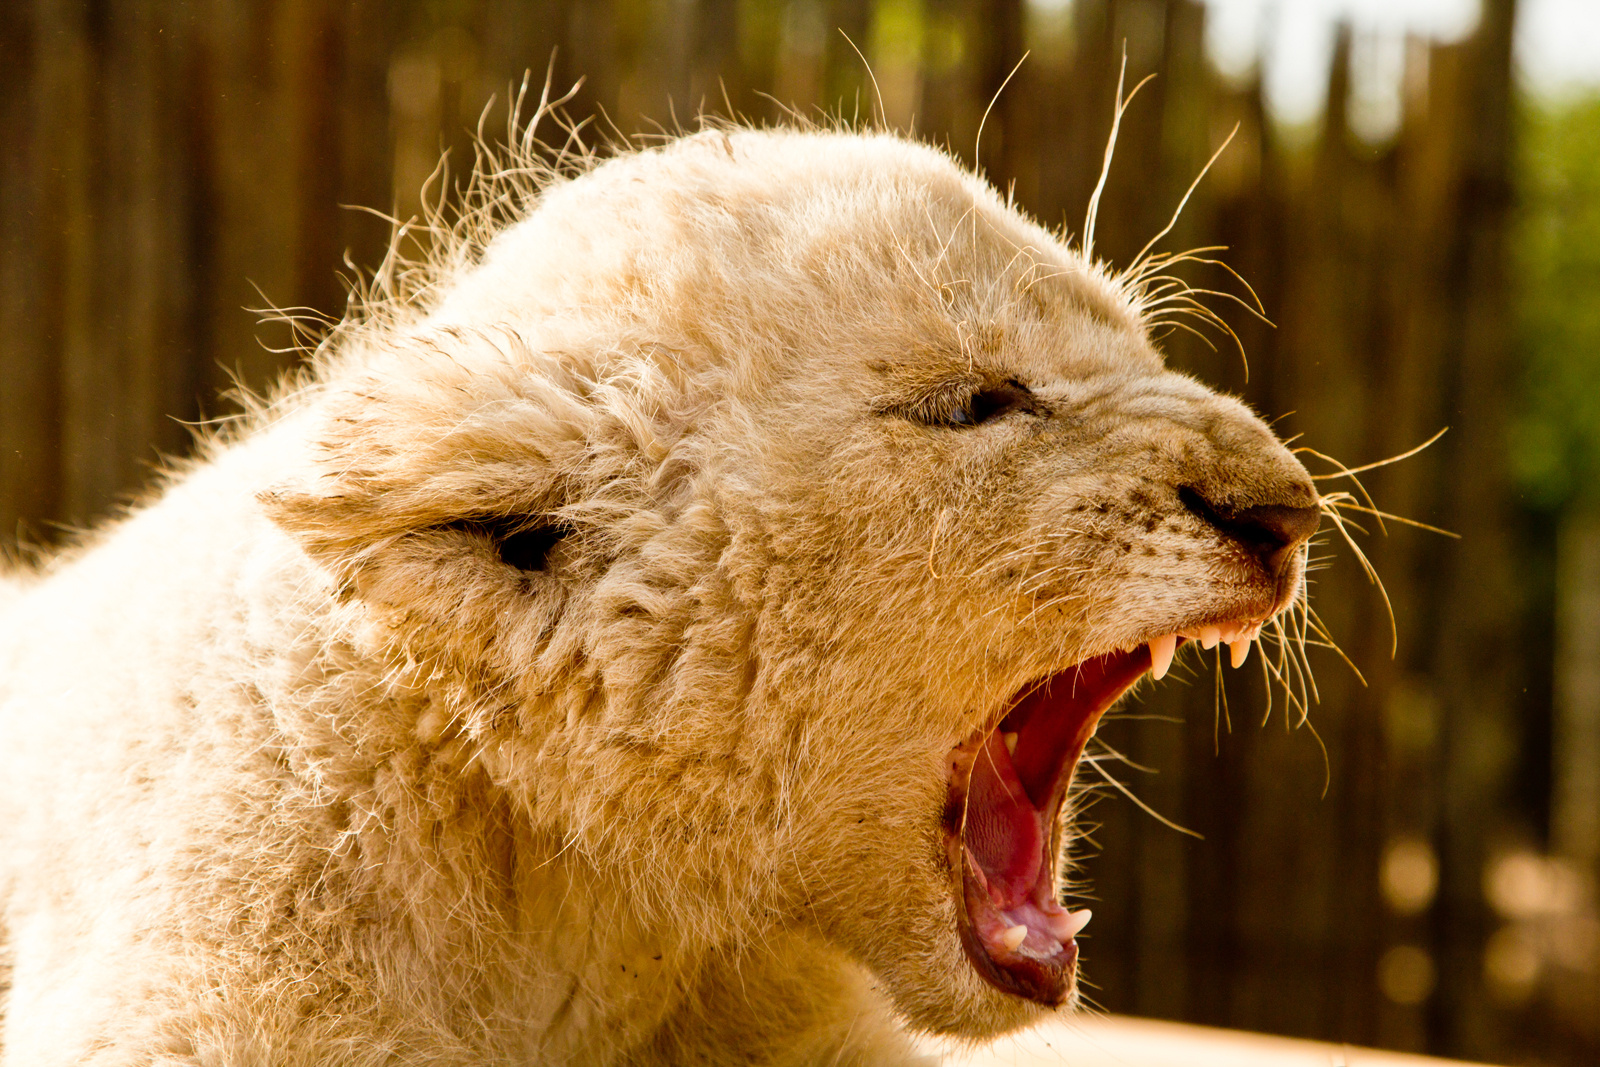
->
[872, 376, 1040, 428]
[943, 379, 1037, 428]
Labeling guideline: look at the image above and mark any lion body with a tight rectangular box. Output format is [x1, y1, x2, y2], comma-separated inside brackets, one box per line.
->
[0, 127, 1315, 1065]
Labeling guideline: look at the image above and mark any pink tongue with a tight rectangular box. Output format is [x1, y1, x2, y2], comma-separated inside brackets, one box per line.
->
[964, 731, 1043, 903]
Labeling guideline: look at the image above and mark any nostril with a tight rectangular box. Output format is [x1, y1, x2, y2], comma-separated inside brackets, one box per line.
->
[1177, 486, 1321, 575]
[1220, 501, 1323, 553]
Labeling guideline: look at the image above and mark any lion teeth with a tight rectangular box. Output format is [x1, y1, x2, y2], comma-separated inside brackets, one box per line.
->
[1042, 907, 1094, 941]
[1229, 635, 1252, 668]
[1000, 924, 1028, 952]
[1199, 626, 1221, 650]
[1148, 634, 1176, 680]
[1002, 731, 1018, 755]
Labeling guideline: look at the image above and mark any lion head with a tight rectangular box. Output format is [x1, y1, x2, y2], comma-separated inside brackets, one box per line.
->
[266, 125, 1317, 1039]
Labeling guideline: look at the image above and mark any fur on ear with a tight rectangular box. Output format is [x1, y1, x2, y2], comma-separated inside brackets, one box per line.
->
[257, 322, 714, 687]
[261, 327, 596, 581]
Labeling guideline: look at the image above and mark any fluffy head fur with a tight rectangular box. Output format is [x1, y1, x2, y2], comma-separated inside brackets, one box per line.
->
[0, 124, 1317, 1064]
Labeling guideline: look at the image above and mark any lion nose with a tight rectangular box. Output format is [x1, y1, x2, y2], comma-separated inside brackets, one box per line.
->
[1178, 486, 1321, 579]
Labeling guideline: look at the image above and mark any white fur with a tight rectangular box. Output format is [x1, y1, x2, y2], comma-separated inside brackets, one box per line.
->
[0, 127, 1315, 1064]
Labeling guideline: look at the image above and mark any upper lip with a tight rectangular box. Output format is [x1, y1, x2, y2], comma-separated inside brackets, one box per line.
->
[943, 612, 1271, 1005]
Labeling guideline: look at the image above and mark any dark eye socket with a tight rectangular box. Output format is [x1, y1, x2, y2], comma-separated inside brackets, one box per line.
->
[944, 379, 1035, 428]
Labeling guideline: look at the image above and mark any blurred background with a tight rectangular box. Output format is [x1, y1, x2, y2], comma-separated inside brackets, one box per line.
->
[2, 0, 1599, 1063]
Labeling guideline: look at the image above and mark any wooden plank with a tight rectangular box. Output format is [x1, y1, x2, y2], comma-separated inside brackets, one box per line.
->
[0, 0, 59, 549]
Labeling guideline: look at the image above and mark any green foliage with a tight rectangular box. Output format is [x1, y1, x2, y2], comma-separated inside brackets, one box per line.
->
[1513, 93, 1600, 512]
[871, 0, 925, 67]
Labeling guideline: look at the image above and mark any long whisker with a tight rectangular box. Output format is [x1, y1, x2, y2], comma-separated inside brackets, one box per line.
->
[1300, 449, 1384, 530]
[1213, 645, 1232, 754]
[1082, 51, 1155, 266]
[1087, 761, 1202, 839]
[1319, 494, 1398, 656]
[1307, 428, 1449, 479]
[1305, 716, 1333, 798]
[976, 52, 1030, 172]
[1304, 608, 1363, 690]
[1322, 500, 1459, 538]
[1125, 123, 1240, 277]
[1087, 738, 1160, 776]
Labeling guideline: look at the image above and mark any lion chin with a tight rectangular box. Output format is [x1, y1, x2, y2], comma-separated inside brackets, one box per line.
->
[0, 123, 1318, 1066]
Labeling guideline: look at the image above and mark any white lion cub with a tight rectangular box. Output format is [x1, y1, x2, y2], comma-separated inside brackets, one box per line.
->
[0, 126, 1318, 1065]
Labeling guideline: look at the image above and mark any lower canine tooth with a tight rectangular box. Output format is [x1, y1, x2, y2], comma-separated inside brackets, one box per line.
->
[1149, 633, 1176, 680]
[1044, 907, 1093, 940]
[1229, 636, 1252, 668]
[1000, 924, 1028, 952]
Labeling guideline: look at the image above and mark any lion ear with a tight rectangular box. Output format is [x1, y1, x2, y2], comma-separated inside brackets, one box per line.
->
[261, 344, 594, 581]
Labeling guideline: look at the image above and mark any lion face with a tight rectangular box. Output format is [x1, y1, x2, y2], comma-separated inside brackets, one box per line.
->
[268, 128, 1317, 1039]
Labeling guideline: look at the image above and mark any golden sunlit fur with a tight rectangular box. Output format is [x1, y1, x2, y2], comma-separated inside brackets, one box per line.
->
[0, 117, 1318, 1065]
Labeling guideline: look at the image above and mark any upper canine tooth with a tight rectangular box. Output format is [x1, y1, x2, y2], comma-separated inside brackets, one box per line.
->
[1000, 924, 1028, 952]
[1229, 636, 1252, 668]
[1148, 634, 1177, 680]
[1200, 626, 1221, 650]
[1002, 732, 1018, 755]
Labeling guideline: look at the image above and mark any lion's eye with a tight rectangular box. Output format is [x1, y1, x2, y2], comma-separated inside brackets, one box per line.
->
[943, 380, 1034, 428]
[448, 516, 571, 573]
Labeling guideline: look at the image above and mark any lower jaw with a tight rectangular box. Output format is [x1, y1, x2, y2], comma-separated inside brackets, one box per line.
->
[944, 645, 1155, 1005]
[953, 839, 1079, 1004]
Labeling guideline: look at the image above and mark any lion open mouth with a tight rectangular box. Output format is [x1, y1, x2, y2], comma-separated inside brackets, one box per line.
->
[944, 619, 1267, 1005]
